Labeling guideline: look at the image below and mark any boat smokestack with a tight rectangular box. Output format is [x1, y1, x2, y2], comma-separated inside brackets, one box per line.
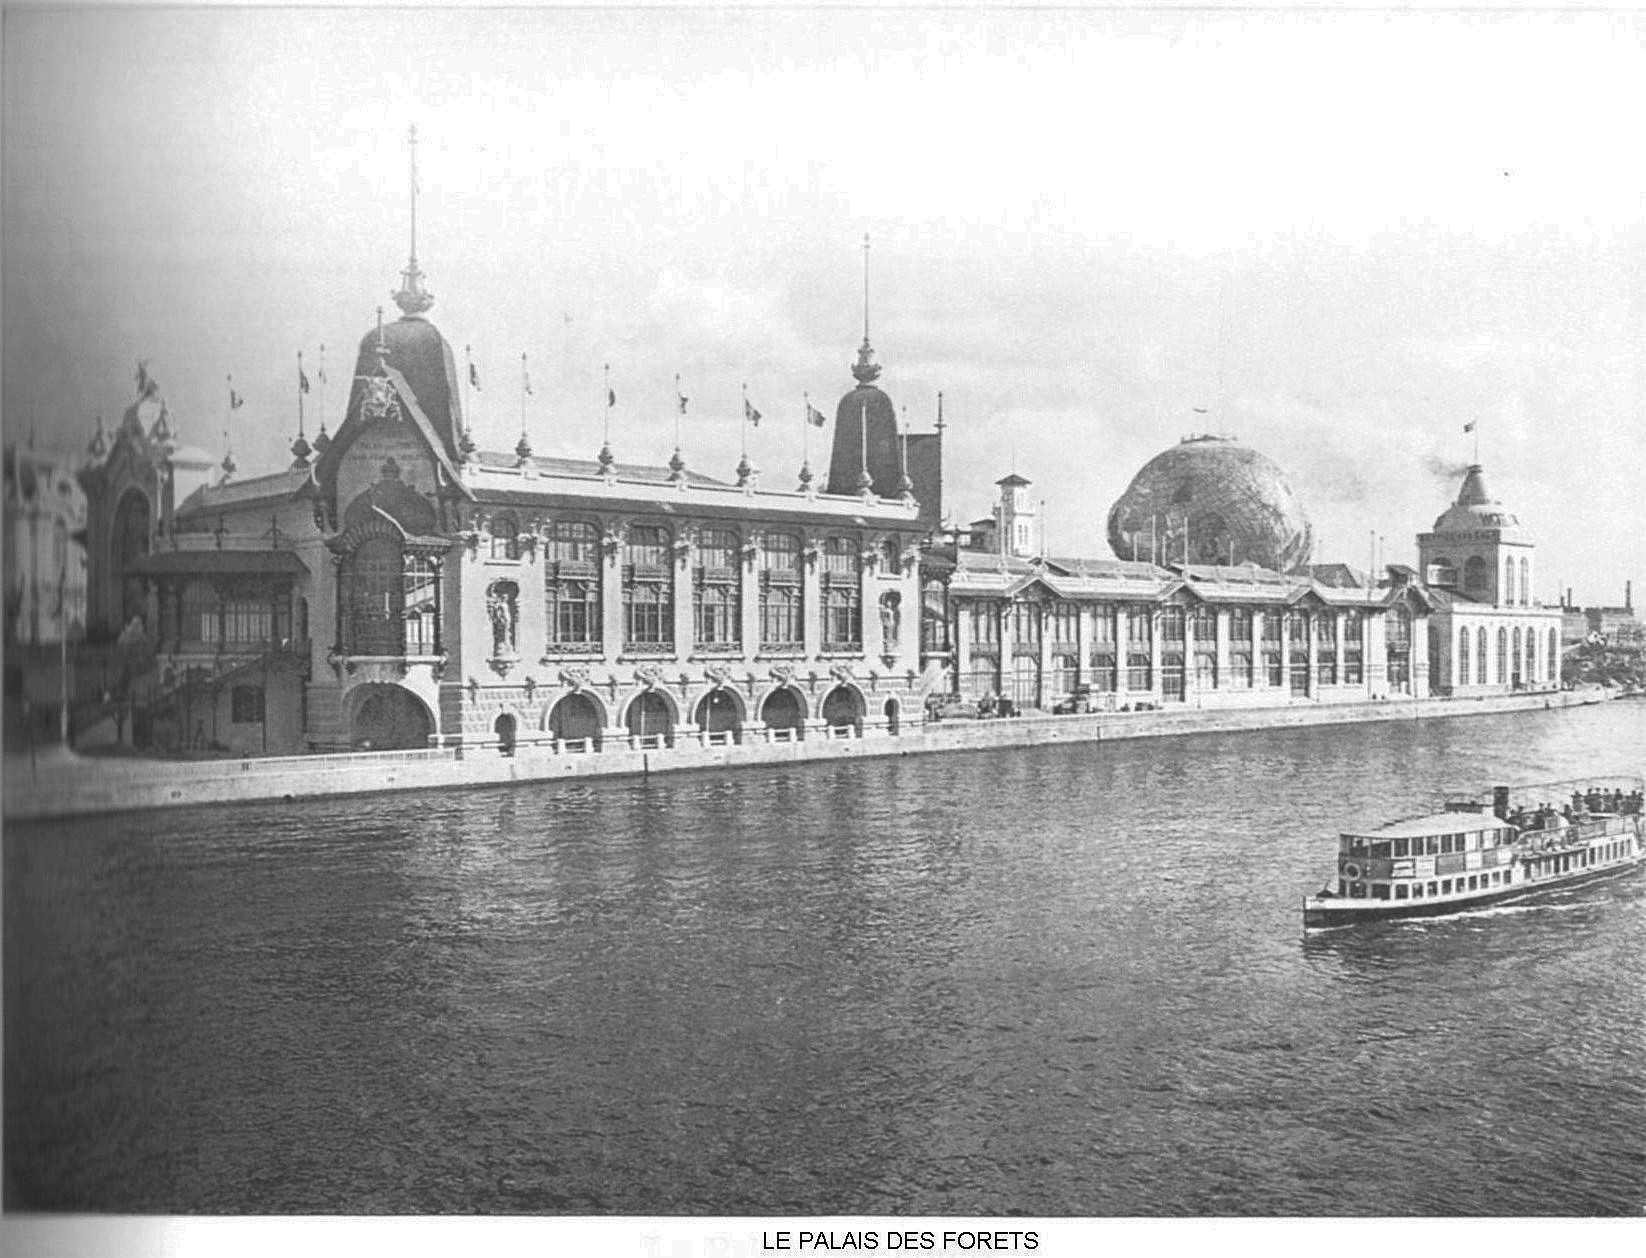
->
[1492, 785, 1511, 821]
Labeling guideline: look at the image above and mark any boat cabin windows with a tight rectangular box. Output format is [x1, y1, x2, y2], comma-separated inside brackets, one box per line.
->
[1371, 884, 1391, 900]
[1442, 879, 1453, 894]
[1393, 838, 1410, 857]
[1427, 881, 1438, 896]
[1344, 836, 1368, 856]
[1412, 882, 1425, 898]
[1348, 882, 1367, 899]
[1370, 841, 1392, 860]
[1395, 885, 1409, 900]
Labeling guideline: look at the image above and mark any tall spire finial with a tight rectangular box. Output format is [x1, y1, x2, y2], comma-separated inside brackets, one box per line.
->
[852, 232, 881, 384]
[392, 123, 435, 316]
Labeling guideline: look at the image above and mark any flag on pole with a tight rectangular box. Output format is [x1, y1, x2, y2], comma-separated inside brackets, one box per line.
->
[230, 387, 244, 410]
[806, 402, 828, 428]
[608, 386, 617, 408]
[299, 365, 311, 394]
[317, 347, 327, 385]
[744, 398, 762, 427]
[523, 365, 533, 395]
[1463, 420, 1476, 433]
[677, 389, 689, 415]
[136, 361, 159, 400]
[469, 361, 481, 390]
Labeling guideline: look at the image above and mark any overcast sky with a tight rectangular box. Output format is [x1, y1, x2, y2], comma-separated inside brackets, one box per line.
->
[5, 7, 1643, 604]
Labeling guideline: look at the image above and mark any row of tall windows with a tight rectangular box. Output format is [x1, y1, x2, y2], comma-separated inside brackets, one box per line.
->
[165, 582, 294, 649]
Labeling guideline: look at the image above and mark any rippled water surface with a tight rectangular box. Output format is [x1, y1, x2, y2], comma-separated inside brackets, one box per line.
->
[7, 704, 1645, 1214]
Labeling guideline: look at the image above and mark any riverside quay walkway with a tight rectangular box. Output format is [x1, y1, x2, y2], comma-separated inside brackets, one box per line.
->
[3, 689, 1607, 822]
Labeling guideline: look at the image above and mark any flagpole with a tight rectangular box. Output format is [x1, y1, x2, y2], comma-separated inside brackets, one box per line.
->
[674, 373, 683, 452]
[741, 382, 749, 459]
[802, 392, 810, 468]
[603, 363, 612, 448]
[318, 343, 327, 436]
[297, 351, 306, 438]
[859, 400, 869, 493]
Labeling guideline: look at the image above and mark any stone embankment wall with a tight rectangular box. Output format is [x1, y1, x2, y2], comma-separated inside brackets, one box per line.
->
[3, 689, 1604, 822]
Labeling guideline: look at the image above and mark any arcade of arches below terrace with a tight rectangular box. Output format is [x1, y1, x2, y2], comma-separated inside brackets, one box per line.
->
[498, 679, 879, 753]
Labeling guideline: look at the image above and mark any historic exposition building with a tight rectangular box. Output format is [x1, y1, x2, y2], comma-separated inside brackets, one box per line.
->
[931, 437, 1562, 713]
[72, 222, 943, 755]
[40, 134, 1566, 759]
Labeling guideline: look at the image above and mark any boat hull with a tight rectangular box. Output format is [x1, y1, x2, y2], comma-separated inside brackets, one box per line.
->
[1302, 852, 1642, 928]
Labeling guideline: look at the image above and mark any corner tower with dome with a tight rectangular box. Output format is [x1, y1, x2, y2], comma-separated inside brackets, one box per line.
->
[1416, 463, 1561, 695]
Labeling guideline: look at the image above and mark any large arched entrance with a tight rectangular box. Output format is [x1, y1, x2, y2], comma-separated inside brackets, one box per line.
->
[111, 489, 151, 630]
[760, 687, 805, 737]
[349, 684, 433, 750]
[626, 690, 674, 745]
[821, 684, 865, 733]
[694, 688, 742, 739]
[546, 692, 603, 745]
[883, 697, 900, 735]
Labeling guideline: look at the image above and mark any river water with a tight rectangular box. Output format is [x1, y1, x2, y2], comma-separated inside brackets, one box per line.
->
[5, 703, 1644, 1215]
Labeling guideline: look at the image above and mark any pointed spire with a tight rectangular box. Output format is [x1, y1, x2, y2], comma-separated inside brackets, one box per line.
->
[391, 124, 434, 316]
[312, 419, 331, 457]
[1456, 464, 1493, 506]
[852, 232, 881, 384]
[856, 399, 873, 494]
[935, 390, 946, 433]
[86, 414, 110, 461]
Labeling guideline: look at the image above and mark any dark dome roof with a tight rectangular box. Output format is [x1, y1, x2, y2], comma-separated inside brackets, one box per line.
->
[826, 382, 903, 497]
[347, 314, 465, 457]
[1107, 435, 1314, 571]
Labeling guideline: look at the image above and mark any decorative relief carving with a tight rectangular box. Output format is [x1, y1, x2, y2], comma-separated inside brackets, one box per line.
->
[768, 664, 795, 687]
[557, 665, 592, 692]
[828, 662, 857, 685]
[634, 664, 665, 689]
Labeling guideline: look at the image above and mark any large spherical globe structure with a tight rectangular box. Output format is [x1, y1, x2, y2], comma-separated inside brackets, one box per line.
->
[1107, 435, 1314, 571]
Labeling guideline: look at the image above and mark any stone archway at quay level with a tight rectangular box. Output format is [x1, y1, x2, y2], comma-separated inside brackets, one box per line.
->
[758, 685, 807, 737]
[820, 683, 867, 732]
[623, 688, 677, 746]
[543, 690, 607, 746]
[346, 682, 436, 751]
[693, 686, 744, 738]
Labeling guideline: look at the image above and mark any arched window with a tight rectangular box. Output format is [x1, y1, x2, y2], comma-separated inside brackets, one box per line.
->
[1496, 627, 1508, 684]
[1503, 556, 1515, 606]
[1463, 556, 1487, 593]
[693, 527, 740, 650]
[1459, 627, 1471, 686]
[1127, 606, 1153, 691]
[344, 535, 401, 654]
[882, 538, 902, 572]
[404, 555, 439, 654]
[545, 520, 601, 650]
[1518, 557, 1530, 606]
[1342, 611, 1363, 685]
[1511, 626, 1522, 684]
[490, 513, 520, 561]
[1549, 628, 1559, 684]
[1525, 627, 1537, 683]
[822, 537, 860, 650]
[759, 532, 802, 650]
[1477, 626, 1488, 684]
[112, 490, 151, 629]
[623, 525, 673, 650]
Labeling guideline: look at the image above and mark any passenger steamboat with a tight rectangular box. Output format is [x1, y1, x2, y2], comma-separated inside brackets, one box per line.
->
[1302, 778, 1644, 928]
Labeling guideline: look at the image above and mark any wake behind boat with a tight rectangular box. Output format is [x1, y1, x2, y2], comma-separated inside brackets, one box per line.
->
[1302, 777, 1644, 929]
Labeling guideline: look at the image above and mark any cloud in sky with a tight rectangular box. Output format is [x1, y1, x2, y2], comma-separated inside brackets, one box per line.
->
[4, 7, 1643, 603]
